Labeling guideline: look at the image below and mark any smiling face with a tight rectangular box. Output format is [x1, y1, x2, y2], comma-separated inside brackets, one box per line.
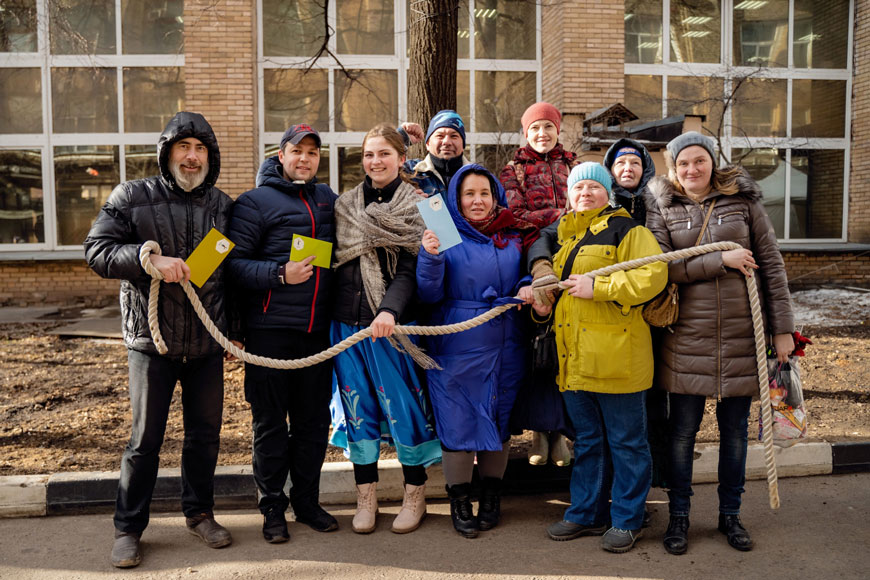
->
[526, 119, 559, 155]
[459, 173, 495, 221]
[169, 137, 209, 192]
[279, 136, 320, 182]
[611, 154, 643, 190]
[567, 179, 610, 212]
[362, 135, 404, 188]
[426, 127, 463, 160]
[675, 145, 714, 197]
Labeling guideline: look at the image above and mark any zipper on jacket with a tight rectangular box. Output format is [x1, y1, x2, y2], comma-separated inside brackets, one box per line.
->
[549, 159, 559, 209]
[300, 192, 319, 333]
[183, 195, 194, 361]
[716, 277, 722, 401]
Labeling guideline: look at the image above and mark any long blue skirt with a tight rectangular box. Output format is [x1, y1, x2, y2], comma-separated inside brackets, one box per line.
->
[330, 321, 441, 467]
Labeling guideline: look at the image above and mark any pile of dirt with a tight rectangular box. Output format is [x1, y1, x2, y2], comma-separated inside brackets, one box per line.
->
[1, 288, 869, 476]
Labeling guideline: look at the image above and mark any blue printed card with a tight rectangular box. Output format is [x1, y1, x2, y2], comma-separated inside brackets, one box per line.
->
[416, 194, 462, 253]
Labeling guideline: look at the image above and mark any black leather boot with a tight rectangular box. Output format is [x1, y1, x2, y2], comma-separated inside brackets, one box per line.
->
[477, 477, 502, 531]
[446, 483, 479, 538]
[718, 514, 754, 551]
[663, 515, 689, 555]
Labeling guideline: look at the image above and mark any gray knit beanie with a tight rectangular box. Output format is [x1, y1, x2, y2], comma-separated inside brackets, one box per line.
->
[666, 131, 717, 164]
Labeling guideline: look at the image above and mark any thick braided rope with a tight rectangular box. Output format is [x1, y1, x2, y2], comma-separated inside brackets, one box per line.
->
[139, 239, 778, 508]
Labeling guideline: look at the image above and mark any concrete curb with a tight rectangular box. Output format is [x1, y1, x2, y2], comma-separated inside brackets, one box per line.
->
[2, 440, 868, 518]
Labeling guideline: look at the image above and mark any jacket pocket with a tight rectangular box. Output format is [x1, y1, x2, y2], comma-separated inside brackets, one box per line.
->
[572, 321, 632, 380]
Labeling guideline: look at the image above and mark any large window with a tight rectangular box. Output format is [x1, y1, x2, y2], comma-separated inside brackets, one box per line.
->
[259, 0, 541, 192]
[624, 0, 852, 242]
[0, 0, 185, 251]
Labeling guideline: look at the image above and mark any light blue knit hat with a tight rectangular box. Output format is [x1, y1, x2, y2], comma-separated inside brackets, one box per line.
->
[567, 162, 612, 194]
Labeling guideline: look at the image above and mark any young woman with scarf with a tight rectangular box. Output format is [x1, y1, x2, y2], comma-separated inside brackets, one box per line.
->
[331, 124, 441, 535]
[416, 164, 535, 538]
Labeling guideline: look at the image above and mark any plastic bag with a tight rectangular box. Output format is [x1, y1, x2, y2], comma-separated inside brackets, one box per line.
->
[759, 357, 808, 447]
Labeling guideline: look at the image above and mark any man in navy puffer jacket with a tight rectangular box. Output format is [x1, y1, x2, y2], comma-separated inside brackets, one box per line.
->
[226, 124, 337, 543]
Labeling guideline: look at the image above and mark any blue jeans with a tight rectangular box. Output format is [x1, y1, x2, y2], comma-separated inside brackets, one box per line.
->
[115, 350, 224, 534]
[667, 393, 752, 516]
[562, 390, 651, 530]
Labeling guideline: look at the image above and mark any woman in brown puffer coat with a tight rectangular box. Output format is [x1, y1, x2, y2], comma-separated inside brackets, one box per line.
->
[644, 132, 795, 557]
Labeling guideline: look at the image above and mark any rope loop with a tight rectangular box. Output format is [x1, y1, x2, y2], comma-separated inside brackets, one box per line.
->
[138, 239, 779, 509]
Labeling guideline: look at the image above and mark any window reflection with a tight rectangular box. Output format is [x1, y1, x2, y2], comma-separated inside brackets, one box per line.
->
[474, 0, 535, 60]
[337, 0, 394, 55]
[121, 0, 183, 55]
[733, 147, 786, 237]
[50, 0, 116, 55]
[731, 77, 786, 137]
[793, 0, 849, 69]
[124, 145, 159, 182]
[732, 0, 788, 67]
[124, 68, 184, 132]
[667, 76, 724, 138]
[625, 0, 662, 64]
[264, 143, 330, 185]
[263, 0, 325, 57]
[334, 70, 398, 132]
[792, 79, 846, 138]
[264, 69, 329, 133]
[51, 68, 118, 133]
[456, 71, 470, 125]
[405, 0, 470, 59]
[0, 68, 42, 134]
[624, 75, 662, 122]
[0, 149, 44, 243]
[338, 147, 364, 194]
[54, 145, 119, 246]
[474, 71, 535, 133]
[670, 0, 721, 64]
[790, 149, 843, 239]
[0, 0, 37, 52]
[475, 145, 513, 176]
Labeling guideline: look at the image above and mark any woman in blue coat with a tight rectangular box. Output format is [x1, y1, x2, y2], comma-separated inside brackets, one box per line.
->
[417, 164, 532, 538]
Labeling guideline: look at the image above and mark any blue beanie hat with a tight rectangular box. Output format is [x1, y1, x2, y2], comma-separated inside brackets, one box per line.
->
[425, 110, 466, 147]
[567, 162, 612, 194]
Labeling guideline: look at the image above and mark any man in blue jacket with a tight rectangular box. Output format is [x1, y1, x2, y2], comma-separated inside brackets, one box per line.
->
[226, 124, 337, 543]
[400, 110, 470, 198]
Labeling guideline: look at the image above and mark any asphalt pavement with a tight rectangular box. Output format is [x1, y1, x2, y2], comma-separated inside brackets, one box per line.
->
[1, 473, 868, 579]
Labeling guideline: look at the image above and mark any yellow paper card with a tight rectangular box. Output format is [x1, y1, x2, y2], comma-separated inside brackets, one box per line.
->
[185, 228, 235, 288]
[289, 234, 333, 269]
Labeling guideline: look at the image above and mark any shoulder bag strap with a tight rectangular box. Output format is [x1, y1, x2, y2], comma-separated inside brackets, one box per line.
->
[694, 198, 717, 246]
[559, 240, 584, 282]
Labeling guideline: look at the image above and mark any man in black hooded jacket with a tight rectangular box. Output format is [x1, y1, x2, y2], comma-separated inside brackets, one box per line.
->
[84, 112, 234, 568]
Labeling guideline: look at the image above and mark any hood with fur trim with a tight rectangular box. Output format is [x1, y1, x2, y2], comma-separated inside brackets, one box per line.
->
[644, 168, 762, 211]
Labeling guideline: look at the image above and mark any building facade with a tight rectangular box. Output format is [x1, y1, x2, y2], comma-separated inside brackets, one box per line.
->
[0, 0, 867, 306]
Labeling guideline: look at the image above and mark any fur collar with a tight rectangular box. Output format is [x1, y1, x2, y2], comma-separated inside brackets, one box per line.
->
[644, 168, 762, 211]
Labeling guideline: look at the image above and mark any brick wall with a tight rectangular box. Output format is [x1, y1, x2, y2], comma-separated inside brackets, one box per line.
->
[0, 261, 118, 307]
[183, 0, 258, 198]
[783, 251, 870, 287]
[541, 0, 625, 147]
[851, 0, 870, 242]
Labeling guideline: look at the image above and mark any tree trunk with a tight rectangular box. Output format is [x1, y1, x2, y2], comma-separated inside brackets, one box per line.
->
[407, 0, 459, 157]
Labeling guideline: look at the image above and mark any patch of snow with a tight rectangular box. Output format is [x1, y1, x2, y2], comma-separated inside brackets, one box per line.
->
[791, 288, 870, 328]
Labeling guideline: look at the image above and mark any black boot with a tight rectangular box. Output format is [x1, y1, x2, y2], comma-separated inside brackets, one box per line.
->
[477, 477, 502, 531]
[446, 483, 479, 538]
[718, 514, 753, 551]
[663, 515, 689, 555]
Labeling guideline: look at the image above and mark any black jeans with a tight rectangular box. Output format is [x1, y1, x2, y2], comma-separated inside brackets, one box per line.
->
[244, 328, 333, 515]
[114, 350, 224, 534]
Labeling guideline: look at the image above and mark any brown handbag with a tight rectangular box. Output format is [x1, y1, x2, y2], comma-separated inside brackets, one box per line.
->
[642, 199, 717, 327]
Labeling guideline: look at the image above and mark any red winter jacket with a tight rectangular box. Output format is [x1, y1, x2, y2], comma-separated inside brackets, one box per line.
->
[499, 144, 577, 231]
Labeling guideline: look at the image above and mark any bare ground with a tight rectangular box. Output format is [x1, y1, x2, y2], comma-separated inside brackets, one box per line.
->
[1, 294, 869, 476]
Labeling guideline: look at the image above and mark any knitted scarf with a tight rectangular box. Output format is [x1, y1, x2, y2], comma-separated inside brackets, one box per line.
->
[334, 180, 438, 369]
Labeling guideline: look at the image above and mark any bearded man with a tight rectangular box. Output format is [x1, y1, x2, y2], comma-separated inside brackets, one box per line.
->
[85, 112, 235, 568]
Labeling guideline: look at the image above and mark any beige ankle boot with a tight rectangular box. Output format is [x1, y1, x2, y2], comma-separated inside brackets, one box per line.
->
[352, 482, 378, 534]
[550, 433, 572, 467]
[391, 483, 427, 534]
[528, 431, 548, 465]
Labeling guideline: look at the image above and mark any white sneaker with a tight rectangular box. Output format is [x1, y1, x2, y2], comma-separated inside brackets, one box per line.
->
[528, 431, 548, 465]
[550, 433, 572, 467]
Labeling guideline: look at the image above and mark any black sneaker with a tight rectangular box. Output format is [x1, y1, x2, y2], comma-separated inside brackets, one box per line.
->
[263, 506, 289, 544]
[601, 527, 643, 553]
[294, 504, 339, 533]
[546, 520, 609, 541]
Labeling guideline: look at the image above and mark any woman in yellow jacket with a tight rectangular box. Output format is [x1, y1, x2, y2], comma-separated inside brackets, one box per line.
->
[528, 162, 667, 553]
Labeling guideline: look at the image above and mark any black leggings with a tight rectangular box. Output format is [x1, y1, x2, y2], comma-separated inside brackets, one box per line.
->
[353, 461, 427, 486]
